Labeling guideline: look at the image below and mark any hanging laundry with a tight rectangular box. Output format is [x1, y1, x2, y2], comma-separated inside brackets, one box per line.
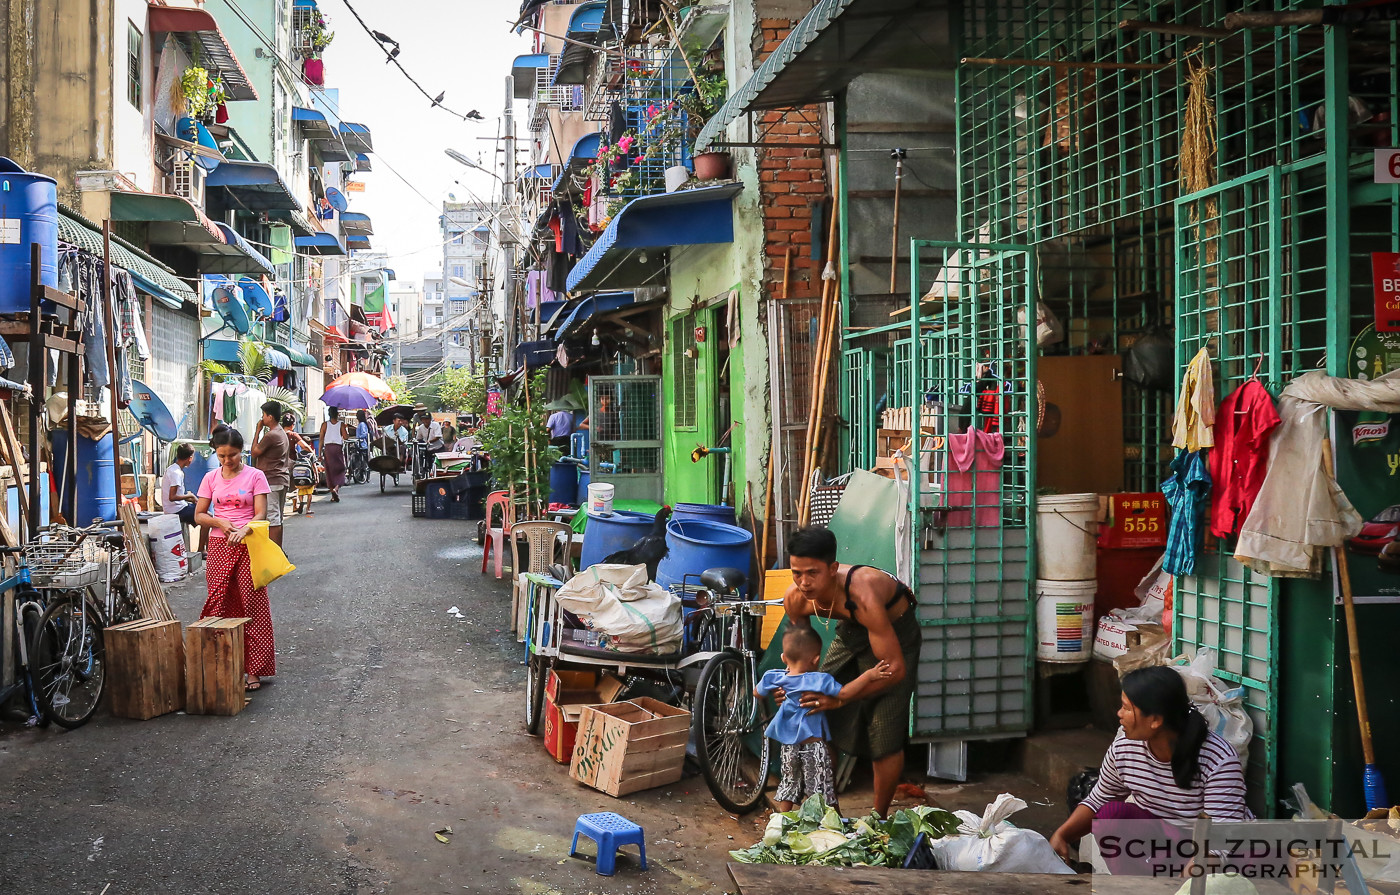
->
[1208, 379, 1280, 539]
[1232, 371, 1400, 577]
[1162, 449, 1212, 576]
[1172, 346, 1216, 451]
[114, 271, 150, 361]
[944, 427, 1004, 527]
[81, 257, 110, 390]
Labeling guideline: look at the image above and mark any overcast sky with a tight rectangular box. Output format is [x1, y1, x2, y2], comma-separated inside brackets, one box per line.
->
[319, 0, 530, 288]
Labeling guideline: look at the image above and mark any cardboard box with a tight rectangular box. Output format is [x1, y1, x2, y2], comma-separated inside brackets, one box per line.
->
[570, 697, 690, 797]
[542, 670, 623, 763]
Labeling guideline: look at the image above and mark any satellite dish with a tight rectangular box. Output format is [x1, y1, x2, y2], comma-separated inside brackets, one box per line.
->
[325, 187, 348, 212]
[238, 277, 275, 318]
[176, 117, 222, 172]
[128, 380, 181, 442]
[212, 285, 252, 335]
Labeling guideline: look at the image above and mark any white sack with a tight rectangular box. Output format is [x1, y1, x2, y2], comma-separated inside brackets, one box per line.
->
[145, 513, 188, 582]
[553, 563, 683, 654]
[927, 793, 1075, 874]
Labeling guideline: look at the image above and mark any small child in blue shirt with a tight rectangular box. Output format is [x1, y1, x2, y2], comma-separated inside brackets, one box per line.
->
[755, 626, 892, 811]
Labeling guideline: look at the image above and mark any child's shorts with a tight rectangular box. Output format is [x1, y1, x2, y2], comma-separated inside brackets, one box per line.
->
[775, 739, 836, 806]
[297, 486, 314, 500]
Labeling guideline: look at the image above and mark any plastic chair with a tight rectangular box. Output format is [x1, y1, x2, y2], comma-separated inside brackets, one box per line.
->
[481, 490, 515, 578]
[510, 520, 572, 640]
[570, 812, 646, 876]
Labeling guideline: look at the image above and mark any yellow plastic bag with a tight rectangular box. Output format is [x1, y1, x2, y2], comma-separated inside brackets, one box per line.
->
[244, 521, 295, 589]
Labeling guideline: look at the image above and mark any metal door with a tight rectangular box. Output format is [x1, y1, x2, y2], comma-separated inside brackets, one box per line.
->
[588, 375, 664, 503]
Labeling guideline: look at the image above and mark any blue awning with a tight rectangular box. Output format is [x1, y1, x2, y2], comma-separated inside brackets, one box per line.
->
[339, 122, 372, 154]
[293, 106, 350, 161]
[523, 164, 554, 180]
[555, 292, 635, 339]
[538, 298, 569, 331]
[553, 42, 595, 87]
[514, 340, 556, 369]
[213, 224, 275, 278]
[566, 184, 743, 292]
[512, 54, 550, 98]
[355, 153, 372, 172]
[567, 1, 607, 37]
[295, 233, 347, 255]
[341, 212, 373, 235]
[345, 234, 371, 250]
[204, 159, 299, 211]
[568, 132, 603, 165]
[204, 338, 291, 370]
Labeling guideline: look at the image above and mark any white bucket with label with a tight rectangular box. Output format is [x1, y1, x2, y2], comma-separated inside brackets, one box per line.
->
[1035, 579, 1097, 663]
[587, 482, 615, 515]
[1036, 492, 1100, 581]
[665, 165, 691, 193]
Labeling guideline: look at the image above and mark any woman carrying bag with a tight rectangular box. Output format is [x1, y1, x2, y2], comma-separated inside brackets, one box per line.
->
[194, 426, 276, 692]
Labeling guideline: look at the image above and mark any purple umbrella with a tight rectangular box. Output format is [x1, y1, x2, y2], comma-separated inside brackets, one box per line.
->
[320, 384, 378, 409]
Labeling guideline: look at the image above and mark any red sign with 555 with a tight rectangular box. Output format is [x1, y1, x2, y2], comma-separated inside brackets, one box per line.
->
[1372, 252, 1400, 333]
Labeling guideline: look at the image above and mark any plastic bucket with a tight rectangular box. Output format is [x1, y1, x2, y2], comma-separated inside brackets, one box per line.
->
[1035, 579, 1096, 663]
[1036, 492, 1099, 581]
[579, 510, 655, 570]
[0, 159, 59, 314]
[664, 165, 690, 192]
[672, 502, 738, 528]
[549, 461, 579, 506]
[588, 482, 615, 515]
[656, 519, 754, 595]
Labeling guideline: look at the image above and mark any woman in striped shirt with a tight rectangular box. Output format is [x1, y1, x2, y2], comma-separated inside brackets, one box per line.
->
[1050, 666, 1250, 864]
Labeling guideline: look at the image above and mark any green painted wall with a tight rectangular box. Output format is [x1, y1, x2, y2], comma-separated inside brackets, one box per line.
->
[207, 0, 278, 164]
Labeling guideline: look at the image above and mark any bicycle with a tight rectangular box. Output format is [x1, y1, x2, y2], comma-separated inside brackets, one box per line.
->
[683, 567, 779, 815]
[0, 545, 51, 727]
[347, 441, 370, 485]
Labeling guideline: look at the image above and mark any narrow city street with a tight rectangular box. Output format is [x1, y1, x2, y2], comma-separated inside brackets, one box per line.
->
[0, 485, 751, 895]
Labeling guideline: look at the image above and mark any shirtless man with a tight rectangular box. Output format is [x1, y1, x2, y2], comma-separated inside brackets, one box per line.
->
[780, 526, 922, 818]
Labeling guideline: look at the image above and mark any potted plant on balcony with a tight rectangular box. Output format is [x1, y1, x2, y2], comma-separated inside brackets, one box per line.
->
[180, 66, 213, 121]
[301, 12, 334, 85]
[679, 72, 731, 180]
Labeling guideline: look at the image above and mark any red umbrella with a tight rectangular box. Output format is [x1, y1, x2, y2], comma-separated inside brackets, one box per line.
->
[326, 371, 395, 401]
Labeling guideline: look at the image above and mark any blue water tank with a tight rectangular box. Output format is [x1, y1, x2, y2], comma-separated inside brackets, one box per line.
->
[578, 469, 590, 494]
[672, 502, 738, 528]
[656, 519, 754, 595]
[181, 442, 215, 495]
[549, 461, 579, 506]
[579, 510, 655, 570]
[0, 158, 58, 314]
[51, 430, 117, 524]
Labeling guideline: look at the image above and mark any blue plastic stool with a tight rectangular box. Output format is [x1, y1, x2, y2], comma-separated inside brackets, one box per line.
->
[570, 812, 647, 876]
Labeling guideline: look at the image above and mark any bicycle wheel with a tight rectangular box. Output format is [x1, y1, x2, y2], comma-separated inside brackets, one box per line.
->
[525, 654, 547, 735]
[693, 651, 772, 814]
[15, 599, 48, 727]
[30, 592, 106, 729]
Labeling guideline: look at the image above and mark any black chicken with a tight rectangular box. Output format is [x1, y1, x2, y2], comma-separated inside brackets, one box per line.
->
[602, 506, 672, 581]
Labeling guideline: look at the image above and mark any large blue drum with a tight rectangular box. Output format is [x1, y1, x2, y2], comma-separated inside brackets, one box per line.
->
[655, 519, 754, 595]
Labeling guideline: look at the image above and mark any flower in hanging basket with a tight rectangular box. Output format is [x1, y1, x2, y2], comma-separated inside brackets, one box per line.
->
[181, 65, 213, 119]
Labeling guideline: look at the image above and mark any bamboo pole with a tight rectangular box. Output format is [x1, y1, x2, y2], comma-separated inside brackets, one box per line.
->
[798, 173, 842, 525]
[762, 250, 792, 569]
[102, 222, 123, 516]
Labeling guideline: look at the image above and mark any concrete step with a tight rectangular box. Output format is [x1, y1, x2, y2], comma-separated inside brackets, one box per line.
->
[1014, 726, 1114, 803]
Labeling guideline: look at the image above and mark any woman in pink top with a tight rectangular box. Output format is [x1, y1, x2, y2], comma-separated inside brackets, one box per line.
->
[194, 426, 275, 691]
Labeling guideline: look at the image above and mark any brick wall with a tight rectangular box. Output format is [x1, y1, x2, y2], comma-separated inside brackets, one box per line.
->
[754, 18, 828, 303]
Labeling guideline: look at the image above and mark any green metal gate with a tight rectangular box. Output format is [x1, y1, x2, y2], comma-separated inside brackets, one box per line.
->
[588, 375, 664, 503]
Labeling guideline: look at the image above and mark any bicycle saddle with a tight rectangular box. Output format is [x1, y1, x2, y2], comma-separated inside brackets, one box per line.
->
[700, 567, 746, 593]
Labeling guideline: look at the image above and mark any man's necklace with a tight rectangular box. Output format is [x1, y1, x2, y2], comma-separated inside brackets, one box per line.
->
[808, 592, 838, 622]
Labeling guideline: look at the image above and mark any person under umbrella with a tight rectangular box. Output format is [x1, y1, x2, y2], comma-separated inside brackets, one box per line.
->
[319, 407, 349, 502]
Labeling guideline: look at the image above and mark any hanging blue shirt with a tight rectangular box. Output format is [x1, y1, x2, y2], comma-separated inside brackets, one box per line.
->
[1162, 449, 1212, 576]
[756, 670, 844, 745]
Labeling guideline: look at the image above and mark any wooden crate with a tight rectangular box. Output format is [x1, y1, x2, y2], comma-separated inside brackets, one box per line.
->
[106, 619, 185, 719]
[185, 617, 251, 716]
[570, 698, 690, 797]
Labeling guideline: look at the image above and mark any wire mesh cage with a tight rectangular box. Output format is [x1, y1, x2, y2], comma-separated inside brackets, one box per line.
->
[24, 531, 109, 589]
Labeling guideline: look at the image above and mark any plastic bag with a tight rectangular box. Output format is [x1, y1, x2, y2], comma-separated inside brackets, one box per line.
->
[926, 794, 1075, 874]
[145, 514, 188, 583]
[1124, 328, 1176, 391]
[1016, 302, 1066, 346]
[553, 563, 683, 654]
[1170, 648, 1253, 761]
[244, 521, 295, 589]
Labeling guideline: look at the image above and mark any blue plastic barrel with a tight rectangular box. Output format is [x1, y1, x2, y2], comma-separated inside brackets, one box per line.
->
[578, 469, 590, 494]
[0, 158, 59, 314]
[178, 442, 214, 494]
[579, 510, 655, 570]
[51, 430, 116, 523]
[672, 502, 738, 527]
[656, 519, 754, 595]
[548, 461, 579, 506]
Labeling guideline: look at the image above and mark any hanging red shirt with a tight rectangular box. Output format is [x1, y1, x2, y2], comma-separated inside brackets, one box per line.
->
[1208, 379, 1280, 539]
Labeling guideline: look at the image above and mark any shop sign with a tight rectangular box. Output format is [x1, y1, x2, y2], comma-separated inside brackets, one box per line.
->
[345, 181, 365, 192]
[1348, 324, 1400, 380]
[1372, 252, 1400, 332]
[1374, 149, 1400, 183]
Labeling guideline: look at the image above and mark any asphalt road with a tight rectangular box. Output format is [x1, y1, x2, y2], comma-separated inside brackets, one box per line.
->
[0, 483, 751, 895]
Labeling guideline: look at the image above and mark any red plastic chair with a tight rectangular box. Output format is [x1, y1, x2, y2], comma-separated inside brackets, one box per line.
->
[481, 490, 515, 578]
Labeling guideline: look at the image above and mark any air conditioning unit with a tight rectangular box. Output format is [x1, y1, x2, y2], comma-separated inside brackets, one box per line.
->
[167, 159, 205, 206]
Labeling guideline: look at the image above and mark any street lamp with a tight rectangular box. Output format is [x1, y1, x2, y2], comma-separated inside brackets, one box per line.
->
[445, 148, 505, 184]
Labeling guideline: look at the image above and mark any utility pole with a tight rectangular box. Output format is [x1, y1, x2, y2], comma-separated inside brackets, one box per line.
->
[501, 74, 517, 373]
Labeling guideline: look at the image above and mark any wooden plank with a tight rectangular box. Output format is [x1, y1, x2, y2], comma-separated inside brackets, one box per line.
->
[726, 866, 1188, 895]
[37, 333, 78, 356]
[35, 284, 79, 311]
[0, 397, 30, 530]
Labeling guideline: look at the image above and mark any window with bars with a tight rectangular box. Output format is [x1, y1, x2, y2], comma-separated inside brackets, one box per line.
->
[127, 22, 142, 108]
[671, 315, 697, 429]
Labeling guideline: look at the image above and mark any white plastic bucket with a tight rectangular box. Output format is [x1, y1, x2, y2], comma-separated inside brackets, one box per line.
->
[1036, 492, 1099, 581]
[588, 482, 615, 515]
[1035, 579, 1096, 662]
[664, 165, 691, 193]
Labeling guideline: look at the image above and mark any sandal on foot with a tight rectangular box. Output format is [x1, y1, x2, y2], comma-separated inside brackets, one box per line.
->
[245, 676, 262, 692]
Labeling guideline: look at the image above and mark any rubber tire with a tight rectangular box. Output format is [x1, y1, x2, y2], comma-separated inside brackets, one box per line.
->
[30, 592, 106, 730]
[525, 654, 547, 735]
[692, 651, 771, 814]
[17, 600, 49, 727]
[380, 475, 386, 493]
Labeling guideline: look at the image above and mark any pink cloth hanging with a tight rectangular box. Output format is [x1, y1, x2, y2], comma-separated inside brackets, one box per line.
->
[945, 427, 1005, 527]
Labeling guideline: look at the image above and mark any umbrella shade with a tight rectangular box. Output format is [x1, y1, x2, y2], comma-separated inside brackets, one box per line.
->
[375, 404, 415, 426]
[320, 384, 378, 409]
[544, 395, 583, 412]
[326, 371, 396, 401]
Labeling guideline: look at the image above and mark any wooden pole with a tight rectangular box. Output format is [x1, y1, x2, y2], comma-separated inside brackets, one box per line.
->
[102, 221, 123, 518]
[762, 250, 792, 570]
[26, 242, 42, 538]
[889, 152, 904, 295]
[798, 171, 842, 525]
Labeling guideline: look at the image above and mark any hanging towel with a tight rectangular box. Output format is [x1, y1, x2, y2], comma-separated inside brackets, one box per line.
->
[1208, 379, 1280, 539]
[945, 427, 1005, 527]
[1162, 449, 1212, 576]
[1172, 346, 1216, 451]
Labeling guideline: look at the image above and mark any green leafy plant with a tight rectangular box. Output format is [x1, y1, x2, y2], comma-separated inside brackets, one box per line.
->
[436, 363, 489, 417]
[730, 794, 960, 867]
[475, 370, 558, 515]
[200, 339, 306, 421]
[181, 66, 213, 119]
[301, 13, 335, 58]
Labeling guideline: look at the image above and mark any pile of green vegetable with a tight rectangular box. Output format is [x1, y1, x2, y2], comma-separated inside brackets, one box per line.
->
[729, 795, 962, 867]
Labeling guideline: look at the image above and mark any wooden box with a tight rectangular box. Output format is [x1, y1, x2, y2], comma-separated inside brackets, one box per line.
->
[570, 698, 690, 797]
[106, 619, 185, 719]
[185, 617, 251, 716]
